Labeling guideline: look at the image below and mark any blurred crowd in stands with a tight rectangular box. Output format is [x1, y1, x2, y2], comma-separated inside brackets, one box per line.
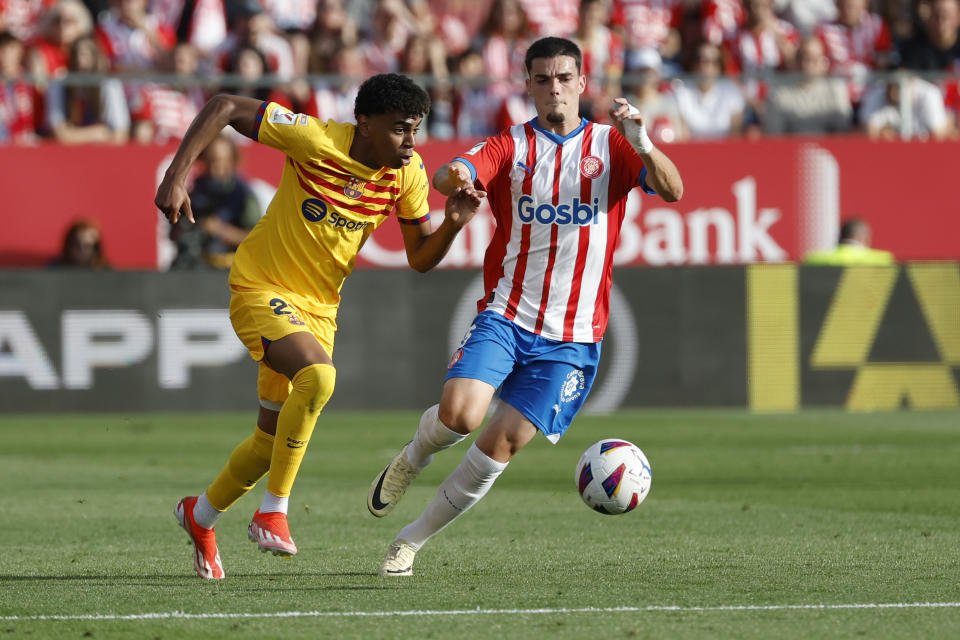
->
[1, 0, 959, 145]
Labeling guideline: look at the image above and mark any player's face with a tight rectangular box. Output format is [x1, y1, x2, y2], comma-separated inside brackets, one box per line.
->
[358, 112, 422, 169]
[526, 55, 586, 128]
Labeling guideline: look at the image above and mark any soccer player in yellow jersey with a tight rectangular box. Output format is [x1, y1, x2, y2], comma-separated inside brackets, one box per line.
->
[154, 74, 485, 580]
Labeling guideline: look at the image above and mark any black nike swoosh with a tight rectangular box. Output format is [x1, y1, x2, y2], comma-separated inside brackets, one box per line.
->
[370, 465, 391, 512]
[383, 567, 410, 575]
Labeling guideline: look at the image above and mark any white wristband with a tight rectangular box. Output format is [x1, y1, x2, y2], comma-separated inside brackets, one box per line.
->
[622, 104, 655, 154]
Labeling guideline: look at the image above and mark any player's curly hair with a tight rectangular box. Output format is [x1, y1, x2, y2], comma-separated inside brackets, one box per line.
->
[354, 73, 431, 121]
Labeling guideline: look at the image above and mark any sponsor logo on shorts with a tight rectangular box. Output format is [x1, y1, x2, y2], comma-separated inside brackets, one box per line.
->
[448, 348, 464, 369]
[560, 369, 585, 403]
[288, 313, 305, 326]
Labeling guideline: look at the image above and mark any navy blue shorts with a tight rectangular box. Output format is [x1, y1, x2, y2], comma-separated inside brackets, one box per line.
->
[446, 311, 602, 443]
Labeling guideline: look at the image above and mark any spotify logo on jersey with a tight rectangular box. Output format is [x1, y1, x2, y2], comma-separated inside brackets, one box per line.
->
[301, 198, 328, 222]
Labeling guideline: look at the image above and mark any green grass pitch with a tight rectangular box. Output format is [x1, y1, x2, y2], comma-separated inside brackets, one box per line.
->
[1, 409, 958, 639]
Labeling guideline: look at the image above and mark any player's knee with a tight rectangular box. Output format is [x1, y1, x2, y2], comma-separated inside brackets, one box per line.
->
[291, 363, 336, 412]
[437, 398, 485, 434]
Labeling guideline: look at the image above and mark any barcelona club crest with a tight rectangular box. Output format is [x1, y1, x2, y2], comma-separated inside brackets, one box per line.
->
[344, 176, 365, 199]
[579, 155, 603, 179]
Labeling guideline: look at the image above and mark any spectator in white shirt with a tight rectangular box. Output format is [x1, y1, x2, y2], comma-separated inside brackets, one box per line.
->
[859, 73, 953, 140]
[671, 41, 747, 138]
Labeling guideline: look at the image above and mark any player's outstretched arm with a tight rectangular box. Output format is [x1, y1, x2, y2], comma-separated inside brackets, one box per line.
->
[610, 97, 684, 203]
[155, 94, 263, 224]
[400, 186, 486, 272]
[431, 161, 473, 196]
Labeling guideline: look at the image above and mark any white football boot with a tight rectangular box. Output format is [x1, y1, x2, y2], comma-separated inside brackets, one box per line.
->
[379, 539, 417, 577]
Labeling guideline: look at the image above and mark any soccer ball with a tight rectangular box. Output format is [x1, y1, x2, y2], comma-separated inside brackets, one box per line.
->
[575, 439, 652, 515]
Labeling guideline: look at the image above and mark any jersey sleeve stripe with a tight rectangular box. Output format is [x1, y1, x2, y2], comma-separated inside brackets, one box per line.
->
[639, 166, 656, 195]
[398, 214, 431, 226]
[252, 101, 268, 141]
[453, 157, 478, 183]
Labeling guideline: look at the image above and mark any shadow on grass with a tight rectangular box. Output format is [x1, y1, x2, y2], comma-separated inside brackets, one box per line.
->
[0, 572, 389, 588]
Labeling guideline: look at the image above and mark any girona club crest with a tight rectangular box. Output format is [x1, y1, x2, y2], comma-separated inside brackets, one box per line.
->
[344, 176, 365, 199]
[579, 155, 603, 179]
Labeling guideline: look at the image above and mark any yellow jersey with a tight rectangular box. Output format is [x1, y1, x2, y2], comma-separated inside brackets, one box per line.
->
[803, 244, 895, 266]
[229, 101, 431, 316]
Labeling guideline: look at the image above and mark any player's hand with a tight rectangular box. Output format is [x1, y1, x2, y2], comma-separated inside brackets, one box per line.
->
[610, 97, 655, 154]
[445, 185, 486, 229]
[447, 162, 473, 189]
[155, 174, 195, 224]
[609, 97, 645, 137]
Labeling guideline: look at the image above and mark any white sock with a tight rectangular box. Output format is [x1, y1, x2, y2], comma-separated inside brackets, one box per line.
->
[259, 490, 289, 514]
[192, 492, 223, 529]
[397, 443, 508, 549]
[406, 404, 468, 470]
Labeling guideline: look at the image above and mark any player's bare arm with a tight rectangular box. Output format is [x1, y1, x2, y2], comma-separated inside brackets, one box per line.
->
[610, 97, 684, 203]
[431, 161, 473, 195]
[155, 94, 263, 225]
[400, 186, 487, 273]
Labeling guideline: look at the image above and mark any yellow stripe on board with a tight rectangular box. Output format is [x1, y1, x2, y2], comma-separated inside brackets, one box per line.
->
[810, 266, 897, 367]
[747, 265, 798, 411]
[908, 264, 960, 364]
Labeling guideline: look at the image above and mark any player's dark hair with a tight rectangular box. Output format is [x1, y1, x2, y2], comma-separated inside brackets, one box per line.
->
[524, 37, 582, 74]
[354, 73, 431, 120]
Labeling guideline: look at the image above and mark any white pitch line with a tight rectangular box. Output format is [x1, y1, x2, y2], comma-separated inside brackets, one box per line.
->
[3, 602, 960, 622]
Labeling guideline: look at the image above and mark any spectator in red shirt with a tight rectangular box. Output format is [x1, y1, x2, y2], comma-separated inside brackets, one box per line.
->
[813, 0, 892, 102]
[0, 29, 36, 143]
[611, 0, 684, 74]
[0, 0, 58, 42]
[726, 0, 799, 77]
[702, 0, 744, 47]
[473, 0, 532, 95]
[722, 0, 799, 124]
[95, 0, 175, 72]
[213, 0, 293, 80]
[27, 0, 92, 79]
[150, 0, 227, 62]
[130, 41, 205, 143]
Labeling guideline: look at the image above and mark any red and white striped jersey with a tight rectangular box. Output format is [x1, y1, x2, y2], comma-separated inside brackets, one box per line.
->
[95, 11, 175, 71]
[726, 20, 800, 74]
[612, 0, 684, 52]
[814, 13, 891, 73]
[702, 0, 744, 46]
[455, 119, 653, 343]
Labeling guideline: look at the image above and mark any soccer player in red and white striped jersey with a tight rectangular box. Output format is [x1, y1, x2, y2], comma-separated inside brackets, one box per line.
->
[368, 37, 683, 577]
